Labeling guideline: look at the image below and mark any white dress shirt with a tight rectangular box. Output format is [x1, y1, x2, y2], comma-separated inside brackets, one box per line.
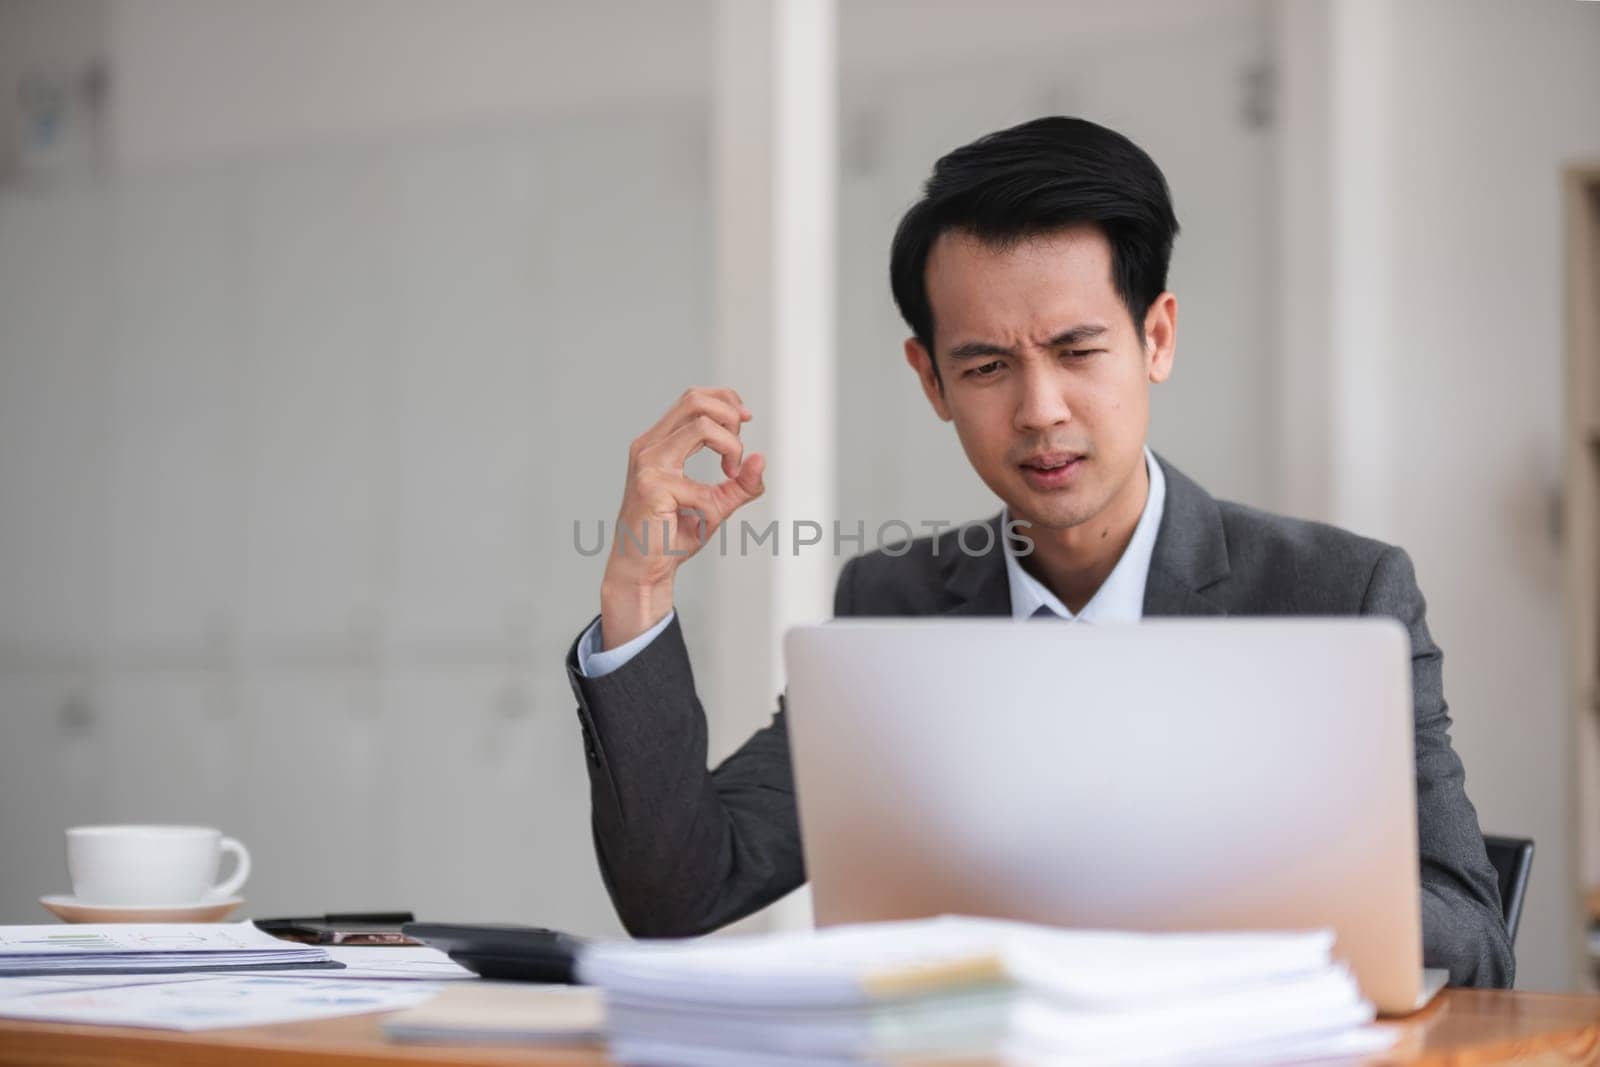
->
[1004, 446, 1165, 622]
[578, 447, 1165, 675]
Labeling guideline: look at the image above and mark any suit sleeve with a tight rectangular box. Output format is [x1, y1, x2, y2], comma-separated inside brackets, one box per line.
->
[1363, 546, 1514, 987]
[564, 557, 863, 938]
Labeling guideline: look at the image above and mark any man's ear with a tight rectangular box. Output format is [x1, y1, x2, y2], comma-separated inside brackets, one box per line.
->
[1143, 293, 1177, 385]
[904, 338, 953, 422]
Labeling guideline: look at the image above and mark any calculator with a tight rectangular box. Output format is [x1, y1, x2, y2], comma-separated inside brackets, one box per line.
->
[400, 922, 586, 983]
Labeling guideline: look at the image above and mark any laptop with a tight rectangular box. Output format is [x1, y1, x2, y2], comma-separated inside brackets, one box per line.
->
[783, 618, 1448, 1015]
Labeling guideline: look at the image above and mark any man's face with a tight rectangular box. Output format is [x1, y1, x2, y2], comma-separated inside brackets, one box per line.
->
[905, 225, 1175, 532]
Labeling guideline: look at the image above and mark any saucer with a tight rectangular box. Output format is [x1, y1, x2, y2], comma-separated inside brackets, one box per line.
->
[40, 894, 244, 924]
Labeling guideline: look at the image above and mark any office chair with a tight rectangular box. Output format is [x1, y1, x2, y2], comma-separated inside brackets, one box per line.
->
[1482, 835, 1534, 946]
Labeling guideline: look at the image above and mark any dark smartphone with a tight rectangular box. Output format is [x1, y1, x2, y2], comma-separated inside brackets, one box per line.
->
[256, 912, 420, 945]
[400, 922, 586, 983]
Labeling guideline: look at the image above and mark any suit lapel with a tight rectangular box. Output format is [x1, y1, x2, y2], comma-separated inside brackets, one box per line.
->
[1142, 567, 1229, 617]
[935, 455, 1233, 619]
[1143, 453, 1231, 617]
[938, 514, 1012, 617]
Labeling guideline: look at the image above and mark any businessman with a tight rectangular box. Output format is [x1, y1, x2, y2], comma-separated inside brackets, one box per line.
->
[563, 117, 1514, 987]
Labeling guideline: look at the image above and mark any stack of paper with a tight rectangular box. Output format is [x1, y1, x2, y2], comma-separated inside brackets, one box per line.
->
[577, 916, 1398, 1066]
[0, 922, 336, 977]
[384, 983, 605, 1043]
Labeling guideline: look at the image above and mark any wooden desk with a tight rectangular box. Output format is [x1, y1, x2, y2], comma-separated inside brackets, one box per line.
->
[1, 989, 1597, 1066]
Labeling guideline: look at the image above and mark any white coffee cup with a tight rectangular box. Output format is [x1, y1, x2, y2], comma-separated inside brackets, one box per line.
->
[66, 825, 251, 907]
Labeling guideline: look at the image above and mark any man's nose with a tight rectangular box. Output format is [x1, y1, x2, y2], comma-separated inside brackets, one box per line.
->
[1013, 364, 1073, 433]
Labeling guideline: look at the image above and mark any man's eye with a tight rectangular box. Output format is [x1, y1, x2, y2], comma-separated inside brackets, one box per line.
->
[967, 360, 1004, 378]
[1065, 349, 1104, 359]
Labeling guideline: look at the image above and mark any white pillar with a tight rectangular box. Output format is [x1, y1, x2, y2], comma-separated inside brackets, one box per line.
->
[1274, 0, 1397, 540]
[709, 0, 836, 930]
[770, 0, 838, 662]
[707, 0, 778, 766]
[1326, 0, 1397, 539]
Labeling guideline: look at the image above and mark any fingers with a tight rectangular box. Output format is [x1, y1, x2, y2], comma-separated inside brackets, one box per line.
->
[621, 388, 762, 545]
[703, 451, 766, 521]
[731, 450, 765, 499]
[670, 480, 724, 537]
[648, 414, 747, 478]
[689, 455, 768, 527]
[634, 457, 764, 531]
[684, 386, 749, 420]
[631, 470, 727, 535]
[632, 387, 750, 459]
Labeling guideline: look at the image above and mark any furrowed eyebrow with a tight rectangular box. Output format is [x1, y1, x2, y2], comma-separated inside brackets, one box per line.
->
[947, 341, 1016, 360]
[1046, 324, 1108, 346]
[945, 324, 1109, 361]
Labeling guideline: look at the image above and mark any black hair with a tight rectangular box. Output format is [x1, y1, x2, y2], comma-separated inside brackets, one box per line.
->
[888, 116, 1179, 376]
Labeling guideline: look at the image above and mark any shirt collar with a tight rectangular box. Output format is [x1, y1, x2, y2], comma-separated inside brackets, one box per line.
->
[1001, 446, 1167, 623]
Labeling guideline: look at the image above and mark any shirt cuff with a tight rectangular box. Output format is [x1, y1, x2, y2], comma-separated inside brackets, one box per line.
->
[575, 610, 677, 678]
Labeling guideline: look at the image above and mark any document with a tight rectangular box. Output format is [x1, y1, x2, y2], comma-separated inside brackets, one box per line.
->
[0, 974, 442, 1031]
[0, 921, 334, 976]
[0, 973, 215, 1000]
[250, 944, 475, 981]
[578, 916, 1400, 1066]
[578, 916, 1342, 1008]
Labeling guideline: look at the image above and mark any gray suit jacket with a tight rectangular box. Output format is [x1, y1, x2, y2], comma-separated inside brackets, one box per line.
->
[564, 454, 1514, 987]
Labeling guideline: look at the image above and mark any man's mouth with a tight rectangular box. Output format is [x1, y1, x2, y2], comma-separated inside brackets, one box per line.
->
[1019, 452, 1085, 487]
[1021, 453, 1081, 470]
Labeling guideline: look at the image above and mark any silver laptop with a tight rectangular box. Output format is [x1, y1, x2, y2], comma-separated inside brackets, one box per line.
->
[783, 618, 1447, 1015]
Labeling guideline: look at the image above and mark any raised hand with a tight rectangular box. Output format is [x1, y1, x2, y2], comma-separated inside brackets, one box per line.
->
[599, 387, 766, 649]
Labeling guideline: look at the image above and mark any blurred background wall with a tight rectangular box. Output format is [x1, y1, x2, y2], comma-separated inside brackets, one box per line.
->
[0, 0, 719, 940]
[1, 0, 1596, 991]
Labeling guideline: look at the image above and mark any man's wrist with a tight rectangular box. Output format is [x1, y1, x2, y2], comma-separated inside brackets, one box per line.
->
[599, 578, 675, 651]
